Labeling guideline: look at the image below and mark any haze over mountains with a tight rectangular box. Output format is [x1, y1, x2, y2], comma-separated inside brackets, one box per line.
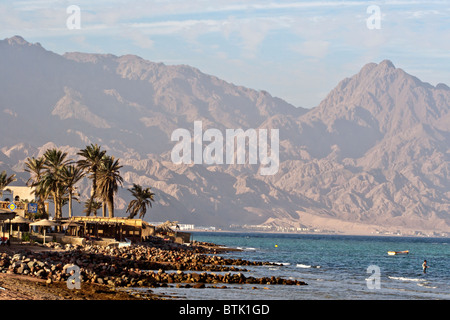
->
[0, 36, 449, 235]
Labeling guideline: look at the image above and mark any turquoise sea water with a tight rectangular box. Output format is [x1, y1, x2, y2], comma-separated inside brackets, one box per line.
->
[150, 232, 450, 300]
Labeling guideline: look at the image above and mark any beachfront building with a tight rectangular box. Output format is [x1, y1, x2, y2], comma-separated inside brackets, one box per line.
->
[67, 216, 155, 243]
[0, 186, 43, 218]
[62, 217, 191, 245]
[0, 186, 35, 202]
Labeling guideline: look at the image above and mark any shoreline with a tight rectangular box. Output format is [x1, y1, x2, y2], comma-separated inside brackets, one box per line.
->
[0, 244, 160, 300]
[0, 272, 153, 300]
[0, 238, 306, 300]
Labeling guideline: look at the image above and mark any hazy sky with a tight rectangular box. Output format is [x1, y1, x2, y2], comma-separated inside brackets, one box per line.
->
[1, 0, 449, 108]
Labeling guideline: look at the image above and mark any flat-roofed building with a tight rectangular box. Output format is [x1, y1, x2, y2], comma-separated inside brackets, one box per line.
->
[0, 186, 35, 202]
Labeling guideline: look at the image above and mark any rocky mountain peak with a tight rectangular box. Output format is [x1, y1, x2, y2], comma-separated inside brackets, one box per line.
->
[436, 83, 450, 90]
[3, 35, 43, 49]
[378, 59, 395, 69]
[6, 35, 29, 46]
[312, 59, 449, 136]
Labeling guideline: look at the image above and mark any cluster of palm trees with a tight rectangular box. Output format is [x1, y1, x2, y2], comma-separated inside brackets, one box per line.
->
[22, 144, 155, 220]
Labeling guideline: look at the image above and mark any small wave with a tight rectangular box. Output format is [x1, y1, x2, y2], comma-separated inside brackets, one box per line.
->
[269, 262, 291, 266]
[388, 276, 426, 282]
[236, 247, 256, 251]
[417, 282, 437, 289]
[296, 264, 321, 269]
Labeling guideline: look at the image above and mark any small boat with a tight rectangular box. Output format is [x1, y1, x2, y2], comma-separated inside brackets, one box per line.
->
[388, 250, 409, 255]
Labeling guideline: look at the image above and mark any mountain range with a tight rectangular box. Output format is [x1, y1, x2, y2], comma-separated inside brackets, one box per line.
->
[0, 36, 449, 235]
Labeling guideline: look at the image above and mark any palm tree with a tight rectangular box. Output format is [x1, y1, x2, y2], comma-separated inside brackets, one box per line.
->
[0, 170, 17, 197]
[59, 165, 85, 218]
[24, 157, 45, 186]
[42, 148, 71, 219]
[96, 155, 123, 218]
[126, 184, 155, 219]
[77, 144, 106, 216]
[24, 156, 48, 217]
[83, 200, 102, 216]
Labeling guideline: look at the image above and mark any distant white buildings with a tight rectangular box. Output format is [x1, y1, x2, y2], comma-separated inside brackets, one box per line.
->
[229, 223, 312, 233]
[148, 222, 215, 231]
[178, 224, 195, 231]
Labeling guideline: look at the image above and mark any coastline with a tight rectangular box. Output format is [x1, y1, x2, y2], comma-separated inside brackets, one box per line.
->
[189, 229, 450, 240]
[0, 237, 306, 300]
[2, 232, 447, 300]
[0, 244, 159, 300]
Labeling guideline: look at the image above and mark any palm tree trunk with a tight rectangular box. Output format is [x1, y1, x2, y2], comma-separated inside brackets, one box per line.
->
[68, 191, 73, 218]
[86, 177, 97, 216]
[38, 198, 47, 218]
[107, 197, 114, 218]
[59, 198, 63, 219]
[51, 191, 57, 219]
[56, 187, 62, 219]
[102, 202, 106, 217]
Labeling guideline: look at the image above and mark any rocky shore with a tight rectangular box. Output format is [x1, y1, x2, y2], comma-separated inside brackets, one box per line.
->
[0, 238, 307, 300]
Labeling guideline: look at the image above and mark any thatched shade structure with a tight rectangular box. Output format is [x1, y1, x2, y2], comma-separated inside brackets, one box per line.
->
[30, 219, 60, 244]
[10, 215, 31, 224]
[0, 209, 15, 221]
[8, 215, 31, 241]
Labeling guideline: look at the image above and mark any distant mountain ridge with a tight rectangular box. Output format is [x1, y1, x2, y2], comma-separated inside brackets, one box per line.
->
[0, 36, 448, 235]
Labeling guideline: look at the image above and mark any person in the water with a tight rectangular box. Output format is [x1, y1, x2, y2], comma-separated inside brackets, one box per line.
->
[422, 260, 429, 273]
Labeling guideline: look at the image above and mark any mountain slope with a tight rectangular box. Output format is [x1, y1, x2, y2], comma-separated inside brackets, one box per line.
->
[267, 60, 450, 233]
[0, 36, 448, 235]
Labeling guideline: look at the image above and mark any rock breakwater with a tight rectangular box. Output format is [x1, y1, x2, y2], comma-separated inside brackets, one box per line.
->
[0, 240, 307, 294]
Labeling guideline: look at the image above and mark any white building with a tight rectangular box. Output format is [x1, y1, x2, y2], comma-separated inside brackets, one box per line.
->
[178, 224, 195, 231]
[0, 186, 35, 202]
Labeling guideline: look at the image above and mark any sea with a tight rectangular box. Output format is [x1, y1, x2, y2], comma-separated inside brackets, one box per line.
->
[147, 232, 450, 300]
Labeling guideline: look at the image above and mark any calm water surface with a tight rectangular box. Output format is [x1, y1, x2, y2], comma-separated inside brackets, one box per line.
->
[148, 232, 450, 300]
